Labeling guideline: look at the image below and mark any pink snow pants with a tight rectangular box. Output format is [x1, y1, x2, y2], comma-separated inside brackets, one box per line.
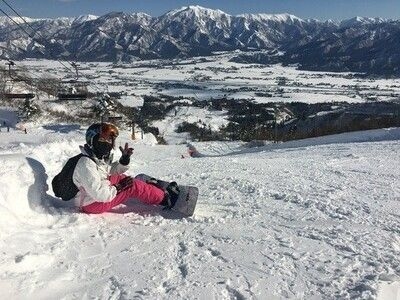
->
[81, 174, 165, 214]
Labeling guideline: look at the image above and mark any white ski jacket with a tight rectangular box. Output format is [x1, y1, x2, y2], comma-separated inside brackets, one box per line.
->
[72, 146, 129, 207]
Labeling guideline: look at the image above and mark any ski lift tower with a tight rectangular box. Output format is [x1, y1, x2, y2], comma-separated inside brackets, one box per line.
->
[6, 60, 15, 78]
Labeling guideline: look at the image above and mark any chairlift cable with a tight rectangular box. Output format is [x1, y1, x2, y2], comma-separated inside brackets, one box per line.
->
[0, 4, 74, 74]
[0, 7, 41, 47]
[0, 41, 61, 82]
[2, 0, 43, 38]
[0, 0, 81, 74]
[0, 2, 110, 97]
[0, 52, 42, 81]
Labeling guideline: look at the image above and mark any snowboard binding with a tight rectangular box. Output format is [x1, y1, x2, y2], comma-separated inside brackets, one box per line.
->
[162, 182, 180, 209]
[145, 177, 180, 208]
[135, 174, 198, 218]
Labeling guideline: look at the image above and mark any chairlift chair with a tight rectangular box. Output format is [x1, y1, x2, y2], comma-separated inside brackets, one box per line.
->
[107, 115, 123, 122]
[57, 79, 88, 101]
[3, 78, 35, 100]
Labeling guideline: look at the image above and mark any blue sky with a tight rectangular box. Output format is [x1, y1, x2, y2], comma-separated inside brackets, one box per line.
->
[4, 0, 400, 20]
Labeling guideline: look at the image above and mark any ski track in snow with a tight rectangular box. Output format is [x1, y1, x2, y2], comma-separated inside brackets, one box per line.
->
[0, 123, 399, 299]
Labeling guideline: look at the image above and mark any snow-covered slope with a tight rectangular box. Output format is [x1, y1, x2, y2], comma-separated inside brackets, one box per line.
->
[0, 107, 399, 299]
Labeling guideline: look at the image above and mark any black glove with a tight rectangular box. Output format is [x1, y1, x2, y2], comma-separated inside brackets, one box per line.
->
[114, 176, 133, 193]
[119, 143, 134, 165]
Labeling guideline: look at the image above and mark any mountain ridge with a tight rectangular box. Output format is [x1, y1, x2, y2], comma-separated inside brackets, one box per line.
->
[0, 6, 399, 75]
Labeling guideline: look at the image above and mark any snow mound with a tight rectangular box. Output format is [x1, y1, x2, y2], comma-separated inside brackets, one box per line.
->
[378, 278, 400, 300]
[0, 154, 52, 228]
[190, 127, 400, 157]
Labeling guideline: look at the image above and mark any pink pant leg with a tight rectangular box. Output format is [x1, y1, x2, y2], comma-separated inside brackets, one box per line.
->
[82, 174, 165, 214]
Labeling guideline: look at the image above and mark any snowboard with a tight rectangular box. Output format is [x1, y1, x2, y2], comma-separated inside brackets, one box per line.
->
[135, 174, 199, 218]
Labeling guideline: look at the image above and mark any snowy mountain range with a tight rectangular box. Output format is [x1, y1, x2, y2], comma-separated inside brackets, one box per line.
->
[0, 5, 399, 75]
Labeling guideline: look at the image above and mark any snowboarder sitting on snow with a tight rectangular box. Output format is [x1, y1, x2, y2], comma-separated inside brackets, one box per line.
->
[68, 122, 178, 214]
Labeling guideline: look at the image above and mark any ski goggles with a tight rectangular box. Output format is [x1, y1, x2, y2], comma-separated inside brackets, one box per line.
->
[98, 123, 119, 147]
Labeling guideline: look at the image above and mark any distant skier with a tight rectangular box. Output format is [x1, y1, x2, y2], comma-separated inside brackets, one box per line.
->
[56, 122, 178, 214]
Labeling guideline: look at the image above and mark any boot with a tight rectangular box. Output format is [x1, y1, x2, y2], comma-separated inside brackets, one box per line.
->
[160, 182, 180, 208]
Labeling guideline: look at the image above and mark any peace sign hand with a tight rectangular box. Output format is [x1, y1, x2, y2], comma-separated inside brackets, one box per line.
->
[119, 143, 134, 165]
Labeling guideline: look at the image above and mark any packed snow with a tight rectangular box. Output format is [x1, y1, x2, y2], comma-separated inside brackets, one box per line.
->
[0, 106, 399, 299]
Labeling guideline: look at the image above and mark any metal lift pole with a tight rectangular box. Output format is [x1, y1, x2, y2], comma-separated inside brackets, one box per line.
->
[6, 60, 15, 78]
[71, 62, 79, 80]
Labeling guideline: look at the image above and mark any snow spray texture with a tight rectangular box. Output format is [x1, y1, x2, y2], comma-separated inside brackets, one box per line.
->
[52, 154, 94, 201]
